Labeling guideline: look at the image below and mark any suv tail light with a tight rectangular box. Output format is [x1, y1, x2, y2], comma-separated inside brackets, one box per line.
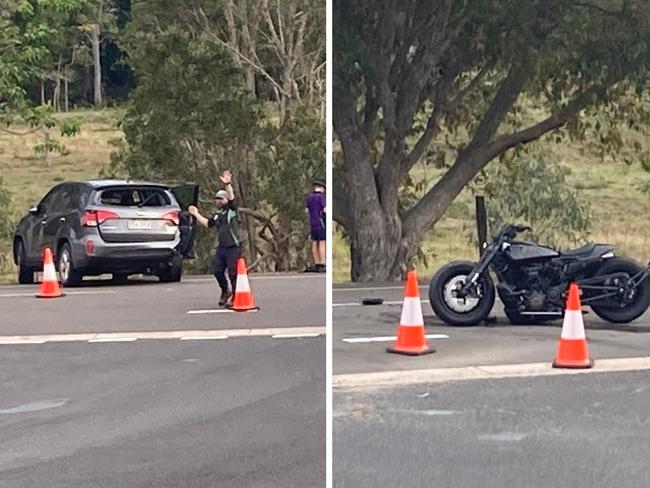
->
[82, 210, 120, 227]
[161, 210, 180, 225]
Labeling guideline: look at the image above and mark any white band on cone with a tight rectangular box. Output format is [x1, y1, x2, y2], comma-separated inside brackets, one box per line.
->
[560, 310, 586, 339]
[400, 296, 424, 327]
[43, 262, 57, 282]
[236, 274, 251, 293]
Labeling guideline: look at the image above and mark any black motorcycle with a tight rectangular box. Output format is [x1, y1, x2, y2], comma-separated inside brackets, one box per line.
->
[429, 224, 650, 326]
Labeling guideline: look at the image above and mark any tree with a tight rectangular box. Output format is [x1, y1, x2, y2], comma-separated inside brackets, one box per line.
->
[214, 0, 325, 123]
[110, 23, 265, 266]
[334, 0, 650, 281]
[111, 0, 324, 272]
[0, 0, 81, 163]
[78, 0, 118, 107]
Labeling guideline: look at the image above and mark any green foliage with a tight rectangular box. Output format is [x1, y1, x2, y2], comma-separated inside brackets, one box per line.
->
[112, 26, 260, 185]
[111, 10, 324, 271]
[258, 104, 326, 223]
[482, 155, 591, 247]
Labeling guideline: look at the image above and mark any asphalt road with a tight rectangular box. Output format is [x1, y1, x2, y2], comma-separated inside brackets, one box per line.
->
[0, 274, 325, 335]
[0, 274, 325, 488]
[334, 370, 650, 488]
[333, 282, 650, 374]
[333, 281, 650, 488]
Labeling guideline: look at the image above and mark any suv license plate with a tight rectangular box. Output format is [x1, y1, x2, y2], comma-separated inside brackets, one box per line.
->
[127, 220, 152, 230]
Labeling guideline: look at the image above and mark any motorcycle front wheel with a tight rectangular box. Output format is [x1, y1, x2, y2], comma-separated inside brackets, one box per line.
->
[429, 261, 495, 326]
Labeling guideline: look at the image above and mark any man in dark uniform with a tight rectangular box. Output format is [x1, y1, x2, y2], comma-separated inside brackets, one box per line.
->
[188, 170, 240, 306]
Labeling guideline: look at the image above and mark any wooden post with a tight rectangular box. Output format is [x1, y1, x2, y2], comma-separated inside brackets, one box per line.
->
[475, 195, 487, 256]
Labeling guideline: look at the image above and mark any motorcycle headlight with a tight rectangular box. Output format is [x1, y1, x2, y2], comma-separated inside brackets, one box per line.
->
[601, 251, 615, 258]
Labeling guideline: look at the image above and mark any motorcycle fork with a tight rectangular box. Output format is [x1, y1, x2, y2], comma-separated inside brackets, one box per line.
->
[459, 250, 497, 296]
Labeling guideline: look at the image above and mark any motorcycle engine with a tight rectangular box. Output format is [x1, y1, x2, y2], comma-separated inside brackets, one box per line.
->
[514, 263, 562, 311]
[527, 291, 546, 310]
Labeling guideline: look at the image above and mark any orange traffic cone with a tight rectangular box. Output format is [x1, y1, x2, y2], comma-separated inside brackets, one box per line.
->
[36, 248, 64, 298]
[231, 257, 259, 312]
[387, 270, 434, 356]
[552, 283, 593, 368]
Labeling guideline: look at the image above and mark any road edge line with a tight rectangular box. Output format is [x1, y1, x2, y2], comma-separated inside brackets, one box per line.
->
[0, 326, 326, 345]
[333, 356, 650, 390]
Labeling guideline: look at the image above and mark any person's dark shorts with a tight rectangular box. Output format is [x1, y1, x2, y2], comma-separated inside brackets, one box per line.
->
[311, 227, 326, 241]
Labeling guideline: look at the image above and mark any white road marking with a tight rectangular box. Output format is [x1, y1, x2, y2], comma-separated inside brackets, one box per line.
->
[0, 326, 325, 345]
[393, 409, 459, 416]
[187, 308, 260, 315]
[0, 290, 117, 298]
[333, 300, 406, 308]
[272, 333, 322, 339]
[333, 356, 650, 390]
[477, 432, 527, 442]
[0, 399, 69, 414]
[342, 334, 449, 344]
[180, 335, 229, 341]
[187, 309, 234, 315]
[0, 339, 46, 345]
[88, 337, 138, 343]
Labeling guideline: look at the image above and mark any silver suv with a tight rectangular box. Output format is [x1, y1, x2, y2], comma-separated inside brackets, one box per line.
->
[13, 180, 195, 285]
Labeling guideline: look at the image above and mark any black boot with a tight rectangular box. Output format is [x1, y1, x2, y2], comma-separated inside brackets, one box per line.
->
[219, 289, 231, 306]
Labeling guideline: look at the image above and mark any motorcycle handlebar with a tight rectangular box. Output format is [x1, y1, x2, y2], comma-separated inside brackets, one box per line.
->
[498, 224, 532, 240]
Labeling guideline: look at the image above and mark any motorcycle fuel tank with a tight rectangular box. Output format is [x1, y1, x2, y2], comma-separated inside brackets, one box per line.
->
[505, 241, 559, 261]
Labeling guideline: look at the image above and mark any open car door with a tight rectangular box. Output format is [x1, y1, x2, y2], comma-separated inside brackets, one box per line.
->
[170, 184, 199, 258]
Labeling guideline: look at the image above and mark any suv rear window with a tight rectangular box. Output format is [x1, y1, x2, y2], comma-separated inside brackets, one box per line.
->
[99, 188, 171, 207]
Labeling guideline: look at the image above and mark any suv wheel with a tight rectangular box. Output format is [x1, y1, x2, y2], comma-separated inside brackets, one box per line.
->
[16, 240, 34, 285]
[58, 243, 83, 287]
[158, 257, 182, 283]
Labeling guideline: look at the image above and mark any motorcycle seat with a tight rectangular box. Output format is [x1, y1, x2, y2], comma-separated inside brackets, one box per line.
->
[560, 243, 596, 257]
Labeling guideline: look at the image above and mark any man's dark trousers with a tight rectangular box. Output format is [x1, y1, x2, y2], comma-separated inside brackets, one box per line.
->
[213, 245, 240, 293]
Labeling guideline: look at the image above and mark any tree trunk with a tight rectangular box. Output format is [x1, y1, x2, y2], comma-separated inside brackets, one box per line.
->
[53, 55, 63, 111]
[64, 68, 69, 112]
[336, 122, 399, 281]
[246, 68, 255, 96]
[40, 80, 45, 105]
[236, 156, 257, 266]
[277, 211, 292, 271]
[43, 129, 51, 168]
[91, 25, 102, 108]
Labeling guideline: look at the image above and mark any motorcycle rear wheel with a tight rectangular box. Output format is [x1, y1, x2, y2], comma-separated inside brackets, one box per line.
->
[590, 257, 650, 324]
[429, 261, 495, 326]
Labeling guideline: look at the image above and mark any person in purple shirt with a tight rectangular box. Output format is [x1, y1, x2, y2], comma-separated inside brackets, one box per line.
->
[305, 178, 326, 272]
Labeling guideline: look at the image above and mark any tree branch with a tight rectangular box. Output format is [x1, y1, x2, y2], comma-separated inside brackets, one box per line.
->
[402, 63, 527, 234]
[208, 33, 290, 98]
[401, 64, 487, 177]
[0, 127, 40, 136]
[485, 84, 607, 161]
